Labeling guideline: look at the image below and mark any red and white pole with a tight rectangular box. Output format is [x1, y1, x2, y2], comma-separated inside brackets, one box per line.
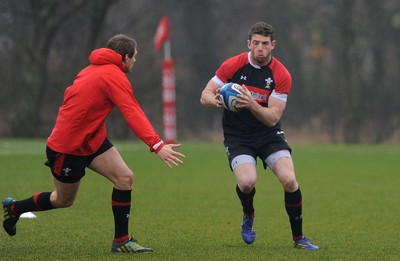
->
[162, 53, 176, 144]
[154, 17, 176, 143]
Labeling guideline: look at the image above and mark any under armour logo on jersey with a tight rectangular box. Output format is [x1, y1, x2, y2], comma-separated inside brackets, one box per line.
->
[240, 75, 247, 81]
[265, 77, 273, 89]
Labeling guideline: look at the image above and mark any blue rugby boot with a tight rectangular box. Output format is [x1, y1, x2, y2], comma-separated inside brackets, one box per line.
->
[294, 236, 319, 250]
[241, 213, 256, 244]
[2, 197, 19, 236]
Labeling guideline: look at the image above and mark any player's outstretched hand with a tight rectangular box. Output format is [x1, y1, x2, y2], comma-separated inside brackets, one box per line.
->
[157, 144, 185, 168]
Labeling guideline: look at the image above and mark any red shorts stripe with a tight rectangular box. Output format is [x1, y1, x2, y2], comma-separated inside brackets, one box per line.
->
[53, 153, 65, 176]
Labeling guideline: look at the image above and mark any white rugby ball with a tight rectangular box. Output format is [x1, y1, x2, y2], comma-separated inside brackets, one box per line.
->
[218, 83, 243, 112]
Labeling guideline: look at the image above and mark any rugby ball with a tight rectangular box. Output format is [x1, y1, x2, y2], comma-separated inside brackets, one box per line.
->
[219, 83, 243, 112]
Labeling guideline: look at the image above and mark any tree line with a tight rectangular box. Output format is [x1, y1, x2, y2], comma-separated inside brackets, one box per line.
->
[0, 0, 399, 143]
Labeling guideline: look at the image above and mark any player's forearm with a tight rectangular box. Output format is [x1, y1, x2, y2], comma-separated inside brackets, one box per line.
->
[250, 105, 281, 127]
[200, 89, 218, 107]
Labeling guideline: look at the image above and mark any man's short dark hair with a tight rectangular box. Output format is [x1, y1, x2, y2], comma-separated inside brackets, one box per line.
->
[248, 22, 275, 41]
[106, 34, 137, 61]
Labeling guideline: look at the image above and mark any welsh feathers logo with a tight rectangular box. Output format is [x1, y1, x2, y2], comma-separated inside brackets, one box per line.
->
[265, 77, 273, 89]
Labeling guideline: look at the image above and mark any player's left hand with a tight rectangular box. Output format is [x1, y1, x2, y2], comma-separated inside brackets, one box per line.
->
[236, 85, 258, 110]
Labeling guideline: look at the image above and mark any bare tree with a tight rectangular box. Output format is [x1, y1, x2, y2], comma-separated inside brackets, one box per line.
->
[1, 0, 119, 136]
[1, 0, 399, 143]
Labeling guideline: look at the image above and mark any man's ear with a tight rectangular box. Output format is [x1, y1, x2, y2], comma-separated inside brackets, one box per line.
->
[123, 54, 130, 62]
[271, 40, 276, 50]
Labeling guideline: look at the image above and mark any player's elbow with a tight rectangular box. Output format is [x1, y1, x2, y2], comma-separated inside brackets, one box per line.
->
[200, 98, 209, 107]
[267, 109, 283, 127]
[260, 115, 280, 128]
[200, 95, 211, 107]
[200, 96, 205, 105]
[268, 117, 280, 127]
[257, 111, 280, 127]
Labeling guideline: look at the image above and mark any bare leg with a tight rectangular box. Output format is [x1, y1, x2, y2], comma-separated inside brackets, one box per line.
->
[50, 177, 80, 208]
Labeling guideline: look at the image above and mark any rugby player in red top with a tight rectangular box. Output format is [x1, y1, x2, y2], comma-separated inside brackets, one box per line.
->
[200, 22, 319, 250]
[2, 34, 185, 253]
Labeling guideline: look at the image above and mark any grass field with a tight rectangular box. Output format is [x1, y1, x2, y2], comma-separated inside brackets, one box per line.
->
[0, 139, 399, 260]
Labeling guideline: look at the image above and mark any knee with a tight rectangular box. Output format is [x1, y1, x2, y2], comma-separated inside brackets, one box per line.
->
[281, 178, 298, 192]
[238, 178, 256, 193]
[113, 171, 134, 190]
[234, 164, 257, 193]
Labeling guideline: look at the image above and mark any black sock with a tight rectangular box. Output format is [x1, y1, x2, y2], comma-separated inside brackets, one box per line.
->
[112, 188, 131, 242]
[285, 188, 303, 240]
[236, 185, 255, 215]
[14, 192, 54, 215]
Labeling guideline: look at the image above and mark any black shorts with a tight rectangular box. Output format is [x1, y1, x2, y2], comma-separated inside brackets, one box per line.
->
[45, 138, 113, 183]
[224, 133, 291, 170]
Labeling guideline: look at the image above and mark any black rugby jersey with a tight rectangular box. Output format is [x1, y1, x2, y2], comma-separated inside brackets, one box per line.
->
[213, 52, 292, 143]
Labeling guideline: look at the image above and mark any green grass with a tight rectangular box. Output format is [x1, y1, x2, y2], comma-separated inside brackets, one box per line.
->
[0, 139, 399, 260]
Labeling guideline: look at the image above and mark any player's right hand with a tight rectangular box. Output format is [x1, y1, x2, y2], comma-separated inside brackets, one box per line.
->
[157, 144, 185, 168]
[215, 88, 223, 108]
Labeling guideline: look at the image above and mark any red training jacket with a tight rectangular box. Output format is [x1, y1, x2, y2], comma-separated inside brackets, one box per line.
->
[47, 48, 163, 156]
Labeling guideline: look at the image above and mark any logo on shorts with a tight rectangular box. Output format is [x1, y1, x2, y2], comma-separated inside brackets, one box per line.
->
[62, 167, 72, 176]
[277, 131, 288, 142]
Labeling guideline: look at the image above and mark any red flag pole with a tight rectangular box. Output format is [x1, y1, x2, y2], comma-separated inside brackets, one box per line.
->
[162, 45, 176, 144]
[155, 17, 176, 144]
